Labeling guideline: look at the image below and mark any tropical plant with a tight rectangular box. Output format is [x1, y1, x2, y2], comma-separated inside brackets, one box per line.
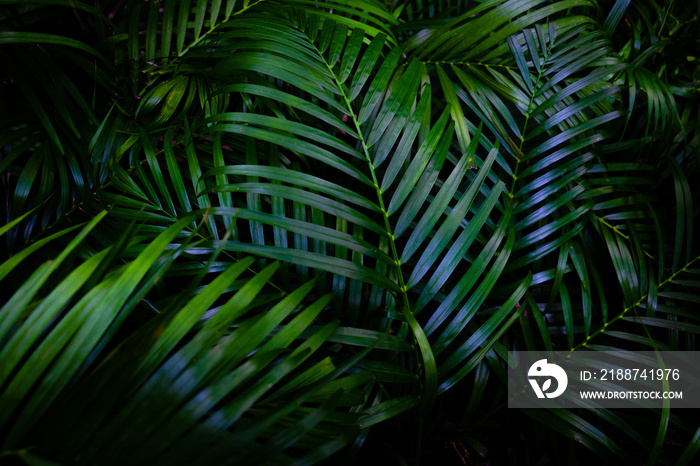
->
[1, 0, 699, 464]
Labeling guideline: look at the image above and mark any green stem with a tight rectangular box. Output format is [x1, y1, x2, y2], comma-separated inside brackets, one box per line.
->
[595, 214, 630, 240]
[569, 252, 700, 354]
[510, 62, 545, 197]
[309, 35, 438, 411]
[178, 0, 267, 58]
[421, 60, 516, 70]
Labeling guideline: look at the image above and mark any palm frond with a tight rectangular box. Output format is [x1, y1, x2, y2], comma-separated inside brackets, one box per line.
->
[0, 212, 419, 464]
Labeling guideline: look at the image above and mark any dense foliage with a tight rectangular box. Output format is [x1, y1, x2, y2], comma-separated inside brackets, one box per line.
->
[1, 0, 699, 464]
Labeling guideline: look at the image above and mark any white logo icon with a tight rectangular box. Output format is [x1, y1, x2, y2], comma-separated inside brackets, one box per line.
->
[528, 359, 568, 398]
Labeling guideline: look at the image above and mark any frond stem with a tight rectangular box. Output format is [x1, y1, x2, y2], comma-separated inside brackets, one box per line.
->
[570, 252, 700, 354]
[178, 0, 267, 58]
[305, 31, 438, 411]
[595, 215, 630, 240]
[510, 58, 547, 197]
[420, 60, 515, 70]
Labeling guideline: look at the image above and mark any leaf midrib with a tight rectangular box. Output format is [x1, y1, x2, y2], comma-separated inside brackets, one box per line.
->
[300, 24, 439, 410]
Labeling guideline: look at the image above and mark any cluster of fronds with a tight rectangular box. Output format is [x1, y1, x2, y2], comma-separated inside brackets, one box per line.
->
[1, 1, 699, 464]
